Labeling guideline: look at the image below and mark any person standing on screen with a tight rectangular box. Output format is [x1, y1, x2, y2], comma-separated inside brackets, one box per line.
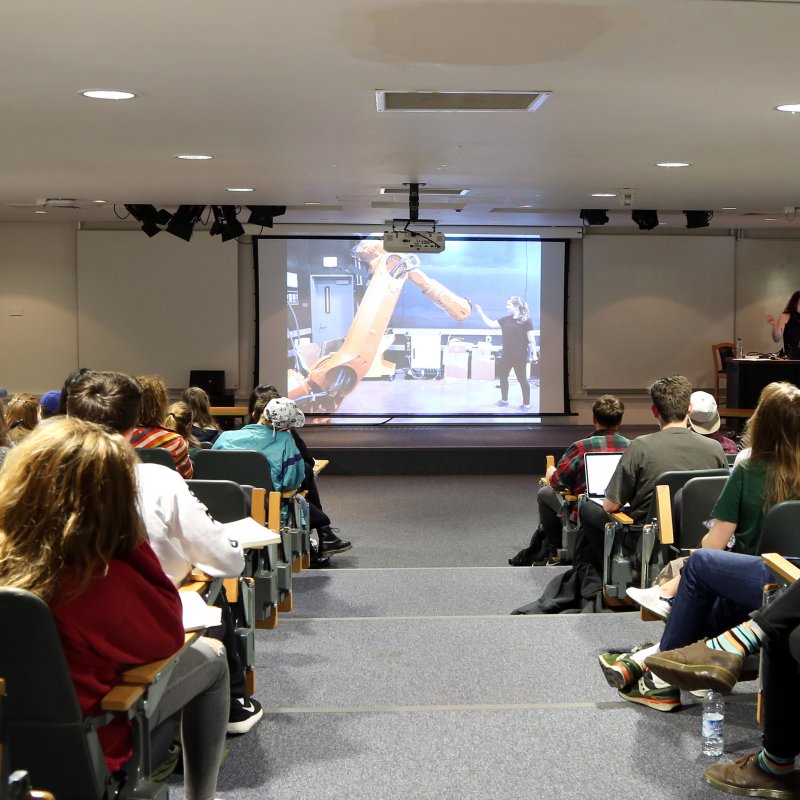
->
[766, 289, 800, 355]
[475, 296, 536, 410]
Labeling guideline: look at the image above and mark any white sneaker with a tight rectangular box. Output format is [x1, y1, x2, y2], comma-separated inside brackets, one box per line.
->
[626, 585, 672, 620]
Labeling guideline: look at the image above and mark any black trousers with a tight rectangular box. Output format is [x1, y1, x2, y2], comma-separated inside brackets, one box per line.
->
[752, 581, 800, 759]
[497, 356, 530, 404]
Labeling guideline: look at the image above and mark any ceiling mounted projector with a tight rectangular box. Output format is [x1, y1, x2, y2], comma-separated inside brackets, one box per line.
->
[383, 230, 445, 253]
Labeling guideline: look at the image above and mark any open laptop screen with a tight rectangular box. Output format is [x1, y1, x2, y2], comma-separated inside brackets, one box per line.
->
[584, 451, 623, 499]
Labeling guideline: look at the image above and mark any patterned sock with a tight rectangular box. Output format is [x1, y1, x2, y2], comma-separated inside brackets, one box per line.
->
[706, 620, 764, 656]
[758, 748, 796, 776]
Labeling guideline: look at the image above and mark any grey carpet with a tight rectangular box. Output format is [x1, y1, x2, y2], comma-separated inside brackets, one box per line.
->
[316, 474, 540, 568]
[290, 565, 565, 618]
[165, 475, 763, 800]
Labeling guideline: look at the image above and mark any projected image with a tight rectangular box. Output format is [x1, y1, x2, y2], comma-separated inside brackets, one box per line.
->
[278, 237, 549, 416]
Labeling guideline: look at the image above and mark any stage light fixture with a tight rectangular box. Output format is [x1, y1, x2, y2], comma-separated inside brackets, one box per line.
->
[579, 208, 609, 226]
[124, 204, 172, 237]
[165, 205, 206, 241]
[209, 205, 245, 242]
[631, 209, 659, 230]
[683, 210, 713, 229]
[246, 205, 286, 228]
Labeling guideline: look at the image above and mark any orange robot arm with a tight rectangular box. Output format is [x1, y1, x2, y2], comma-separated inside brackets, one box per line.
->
[289, 245, 471, 411]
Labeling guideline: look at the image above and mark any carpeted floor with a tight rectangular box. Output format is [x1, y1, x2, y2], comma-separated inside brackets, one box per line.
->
[167, 474, 765, 800]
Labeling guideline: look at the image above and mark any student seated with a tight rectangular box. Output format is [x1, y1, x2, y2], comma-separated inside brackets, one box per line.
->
[579, 374, 727, 575]
[68, 370, 261, 735]
[600, 382, 800, 712]
[130, 375, 194, 478]
[0, 417, 229, 800]
[215, 390, 352, 561]
[654, 579, 800, 798]
[510, 394, 629, 566]
[166, 400, 203, 459]
[6, 393, 39, 445]
[181, 386, 222, 445]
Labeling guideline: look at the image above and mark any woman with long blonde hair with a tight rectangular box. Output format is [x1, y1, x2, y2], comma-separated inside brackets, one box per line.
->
[0, 417, 228, 799]
[0, 398, 11, 469]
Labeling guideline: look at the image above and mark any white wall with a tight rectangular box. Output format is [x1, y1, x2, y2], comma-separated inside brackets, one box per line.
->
[0, 224, 78, 394]
[2, 224, 799, 422]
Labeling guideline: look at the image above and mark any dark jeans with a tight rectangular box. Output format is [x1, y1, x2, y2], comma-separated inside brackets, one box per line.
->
[208, 587, 247, 701]
[497, 356, 530, 404]
[537, 485, 564, 551]
[752, 581, 800, 759]
[659, 549, 771, 650]
[576, 499, 611, 575]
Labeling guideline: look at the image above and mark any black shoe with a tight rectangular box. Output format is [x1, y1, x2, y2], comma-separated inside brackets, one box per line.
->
[227, 697, 263, 735]
[319, 536, 353, 556]
[309, 542, 331, 568]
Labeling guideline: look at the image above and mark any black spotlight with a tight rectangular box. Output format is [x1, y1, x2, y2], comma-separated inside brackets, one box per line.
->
[124, 204, 172, 237]
[165, 205, 206, 242]
[579, 209, 609, 226]
[684, 210, 713, 229]
[210, 206, 246, 242]
[246, 205, 286, 228]
[632, 209, 659, 231]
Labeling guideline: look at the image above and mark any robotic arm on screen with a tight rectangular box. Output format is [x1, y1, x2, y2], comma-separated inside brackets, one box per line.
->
[288, 241, 472, 412]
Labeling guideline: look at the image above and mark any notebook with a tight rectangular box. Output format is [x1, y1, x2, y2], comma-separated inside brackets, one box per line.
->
[583, 451, 623, 505]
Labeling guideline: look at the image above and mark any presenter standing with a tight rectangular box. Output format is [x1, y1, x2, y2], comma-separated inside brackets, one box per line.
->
[766, 290, 800, 354]
[475, 296, 536, 410]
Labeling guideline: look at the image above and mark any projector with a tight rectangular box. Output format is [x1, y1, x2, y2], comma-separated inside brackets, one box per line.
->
[383, 230, 445, 253]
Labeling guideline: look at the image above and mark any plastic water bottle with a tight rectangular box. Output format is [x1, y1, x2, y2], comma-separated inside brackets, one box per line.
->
[702, 690, 725, 756]
[736, 337, 744, 359]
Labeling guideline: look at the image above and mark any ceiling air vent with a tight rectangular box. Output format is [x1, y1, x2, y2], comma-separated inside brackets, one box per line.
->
[376, 90, 550, 113]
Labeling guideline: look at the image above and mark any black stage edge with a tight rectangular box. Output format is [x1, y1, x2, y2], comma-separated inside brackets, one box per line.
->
[301, 424, 656, 476]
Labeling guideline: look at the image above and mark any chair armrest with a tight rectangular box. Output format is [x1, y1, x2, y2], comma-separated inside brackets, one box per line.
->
[655, 484, 674, 545]
[100, 684, 146, 712]
[251, 487, 267, 525]
[312, 459, 329, 476]
[611, 511, 633, 525]
[120, 633, 197, 685]
[762, 553, 800, 584]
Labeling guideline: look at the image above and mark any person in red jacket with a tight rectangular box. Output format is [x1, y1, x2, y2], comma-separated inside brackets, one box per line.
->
[0, 417, 228, 800]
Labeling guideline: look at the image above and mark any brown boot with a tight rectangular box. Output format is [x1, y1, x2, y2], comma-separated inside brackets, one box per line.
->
[646, 640, 742, 693]
[705, 752, 800, 798]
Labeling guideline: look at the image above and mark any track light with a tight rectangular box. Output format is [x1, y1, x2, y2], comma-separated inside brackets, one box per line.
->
[165, 205, 206, 241]
[124, 204, 171, 237]
[684, 210, 713, 229]
[210, 205, 245, 241]
[579, 209, 609, 226]
[246, 205, 286, 228]
[631, 209, 659, 231]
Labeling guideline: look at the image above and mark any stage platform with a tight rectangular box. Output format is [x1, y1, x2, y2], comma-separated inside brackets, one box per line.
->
[301, 422, 656, 476]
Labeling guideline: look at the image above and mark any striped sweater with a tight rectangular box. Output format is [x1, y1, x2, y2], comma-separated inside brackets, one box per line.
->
[130, 426, 194, 478]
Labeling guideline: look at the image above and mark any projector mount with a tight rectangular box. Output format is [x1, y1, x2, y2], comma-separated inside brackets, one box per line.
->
[385, 183, 445, 252]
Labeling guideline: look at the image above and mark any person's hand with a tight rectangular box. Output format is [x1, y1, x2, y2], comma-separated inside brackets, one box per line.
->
[766, 314, 776, 325]
[474, 304, 482, 314]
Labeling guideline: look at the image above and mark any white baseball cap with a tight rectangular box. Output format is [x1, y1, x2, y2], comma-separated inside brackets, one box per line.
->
[689, 391, 721, 435]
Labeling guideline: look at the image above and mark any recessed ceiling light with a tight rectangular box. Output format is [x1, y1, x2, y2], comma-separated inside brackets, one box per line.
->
[590, 193, 617, 198]
[175, 154, 213, 161]
[517, 204, 533, 208]
[91, 200, 107, 204]
[722, 207, 737, 210]
[775, 104, 800, 113]
[34, 210, 48, 214]
[81, 89, 136, 100]
[304, 202, 321, 205]
[655, 162, 691, 168]
[764, 217, 779, 221]
[226, 187, 255, 192]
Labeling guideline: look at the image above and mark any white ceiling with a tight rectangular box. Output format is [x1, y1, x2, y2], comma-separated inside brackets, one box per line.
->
[4, 0, 800, 231]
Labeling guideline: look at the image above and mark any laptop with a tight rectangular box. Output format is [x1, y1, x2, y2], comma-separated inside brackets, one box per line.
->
[583, 451, 624, 505]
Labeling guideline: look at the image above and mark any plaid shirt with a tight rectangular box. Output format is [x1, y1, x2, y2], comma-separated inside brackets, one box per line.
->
[549, 429, 630, 521]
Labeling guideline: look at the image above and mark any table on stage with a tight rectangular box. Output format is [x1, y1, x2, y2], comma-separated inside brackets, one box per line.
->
[726, 358, 800, 409]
